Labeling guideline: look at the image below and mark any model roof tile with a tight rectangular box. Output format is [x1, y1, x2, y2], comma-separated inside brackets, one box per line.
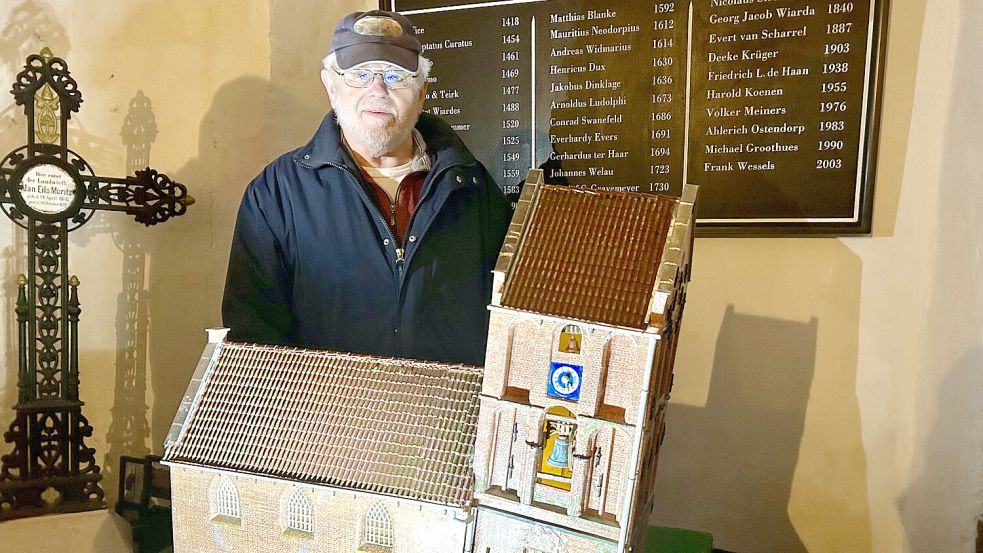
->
[501, 185, 677, 329]
[164, 342, 482, 507]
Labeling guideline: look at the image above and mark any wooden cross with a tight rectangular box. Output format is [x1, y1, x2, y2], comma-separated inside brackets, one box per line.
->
[0, 48, 193, 520]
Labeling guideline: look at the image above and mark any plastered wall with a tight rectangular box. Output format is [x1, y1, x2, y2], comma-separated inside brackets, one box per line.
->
[651, 1, 983, 552]
[0, 0, 979, 552]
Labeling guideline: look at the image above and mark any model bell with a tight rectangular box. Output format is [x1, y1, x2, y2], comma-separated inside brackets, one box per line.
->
[546, 434, 569, 468]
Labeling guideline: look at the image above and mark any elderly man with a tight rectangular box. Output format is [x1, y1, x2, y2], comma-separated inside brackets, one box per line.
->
[222, 10, 511, 365]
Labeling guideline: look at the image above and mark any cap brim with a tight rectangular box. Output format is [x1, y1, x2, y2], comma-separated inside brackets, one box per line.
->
[336, 44, 418, 72]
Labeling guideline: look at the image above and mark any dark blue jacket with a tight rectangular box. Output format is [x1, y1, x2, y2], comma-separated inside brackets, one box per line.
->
[222, 112, 511, 365]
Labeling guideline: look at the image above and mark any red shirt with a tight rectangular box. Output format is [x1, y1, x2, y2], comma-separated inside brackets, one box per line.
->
[360, 169, 427, 244]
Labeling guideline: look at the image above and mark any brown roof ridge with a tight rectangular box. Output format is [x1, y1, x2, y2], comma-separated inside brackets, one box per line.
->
[224, 341, 484, 373]
[487, 304, 656, 336]
[493, 169, 546, 307]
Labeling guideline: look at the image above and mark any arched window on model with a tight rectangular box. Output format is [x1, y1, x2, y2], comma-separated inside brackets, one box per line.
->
[211, 475, 240, 521]
[537, 406, 576, 490]
[285, 487, 314, 535]
[558, 324, 582, 355]
[364, 501, 393, 548]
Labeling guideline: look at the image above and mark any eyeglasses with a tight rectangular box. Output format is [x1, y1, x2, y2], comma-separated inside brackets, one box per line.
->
[331, 65, 419, 90]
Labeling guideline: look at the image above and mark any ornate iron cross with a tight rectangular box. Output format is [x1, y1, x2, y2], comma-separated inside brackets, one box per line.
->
[0, 48, 192, 520]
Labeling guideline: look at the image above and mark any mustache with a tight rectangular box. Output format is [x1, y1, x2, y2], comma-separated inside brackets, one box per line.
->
[358, 99, 397, 114]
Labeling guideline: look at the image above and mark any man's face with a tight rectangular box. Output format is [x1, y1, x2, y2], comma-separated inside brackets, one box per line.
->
[322, 62, 427, 158]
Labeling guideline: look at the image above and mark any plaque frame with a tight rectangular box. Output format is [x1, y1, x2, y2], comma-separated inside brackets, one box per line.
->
[6, 154, 87, 222]
[695, 0, 889, 237]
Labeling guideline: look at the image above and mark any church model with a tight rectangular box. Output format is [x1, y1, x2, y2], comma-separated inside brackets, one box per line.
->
[162, 170, 696, 553]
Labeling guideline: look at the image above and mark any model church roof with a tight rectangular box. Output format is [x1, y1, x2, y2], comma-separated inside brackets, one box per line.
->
[493, 170, 696, 332]
[163, 337, 482, 508]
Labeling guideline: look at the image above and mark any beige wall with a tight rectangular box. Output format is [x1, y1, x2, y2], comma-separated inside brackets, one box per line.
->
[652, 1, 983, 552]
[0, 1, 979, 552]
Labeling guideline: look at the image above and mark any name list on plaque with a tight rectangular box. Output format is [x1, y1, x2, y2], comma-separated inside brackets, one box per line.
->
[394, 0, 689, 202]
[689, 0, 879, 223]
[388, 0, 884, 232]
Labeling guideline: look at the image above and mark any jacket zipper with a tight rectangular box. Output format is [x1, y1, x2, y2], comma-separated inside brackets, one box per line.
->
[390, 201, 404, 265]
[331, 161, 464, 274]
[319, 156, 469, 351]
[398, 165, 461, 265]
[331, 163, 403, 275]
[391, 184, 400, 238]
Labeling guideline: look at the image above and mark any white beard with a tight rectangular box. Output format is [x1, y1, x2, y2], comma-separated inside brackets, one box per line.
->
[335, 96, 421, 158]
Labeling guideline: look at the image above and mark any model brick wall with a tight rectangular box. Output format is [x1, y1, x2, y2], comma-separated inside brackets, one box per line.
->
[473, 400, 635, 529]
[472, 506, 616, 553]
[598, 334, 644, 423]
[483, 311, 651, 425]
[170, 466, 468, 553]
[479, 403, 518, 494]
[475, 301, 663, 544]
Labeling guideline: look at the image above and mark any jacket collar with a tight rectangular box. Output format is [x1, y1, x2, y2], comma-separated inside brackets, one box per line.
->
[294, 111, 479, 178]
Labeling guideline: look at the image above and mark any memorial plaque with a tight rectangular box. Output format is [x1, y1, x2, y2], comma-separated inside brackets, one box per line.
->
[17, 163, 81, 215]
[385, 0, 887, 235]
[690, 0, 885, 234]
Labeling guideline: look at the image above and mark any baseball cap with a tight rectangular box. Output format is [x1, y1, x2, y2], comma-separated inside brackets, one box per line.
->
[330, 10, 422, 72]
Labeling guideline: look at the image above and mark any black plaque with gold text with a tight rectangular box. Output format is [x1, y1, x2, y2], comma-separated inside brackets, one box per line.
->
[383, 0, 887, 235]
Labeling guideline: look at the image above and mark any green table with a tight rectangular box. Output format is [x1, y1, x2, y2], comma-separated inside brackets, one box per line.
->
[646, 525, 714, 553]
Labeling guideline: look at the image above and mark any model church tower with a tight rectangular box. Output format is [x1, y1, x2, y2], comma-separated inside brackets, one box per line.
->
[471, 170, 696, 553]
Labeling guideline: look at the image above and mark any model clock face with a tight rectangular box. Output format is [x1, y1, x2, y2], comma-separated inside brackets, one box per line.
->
[548, 362, 583, 401]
